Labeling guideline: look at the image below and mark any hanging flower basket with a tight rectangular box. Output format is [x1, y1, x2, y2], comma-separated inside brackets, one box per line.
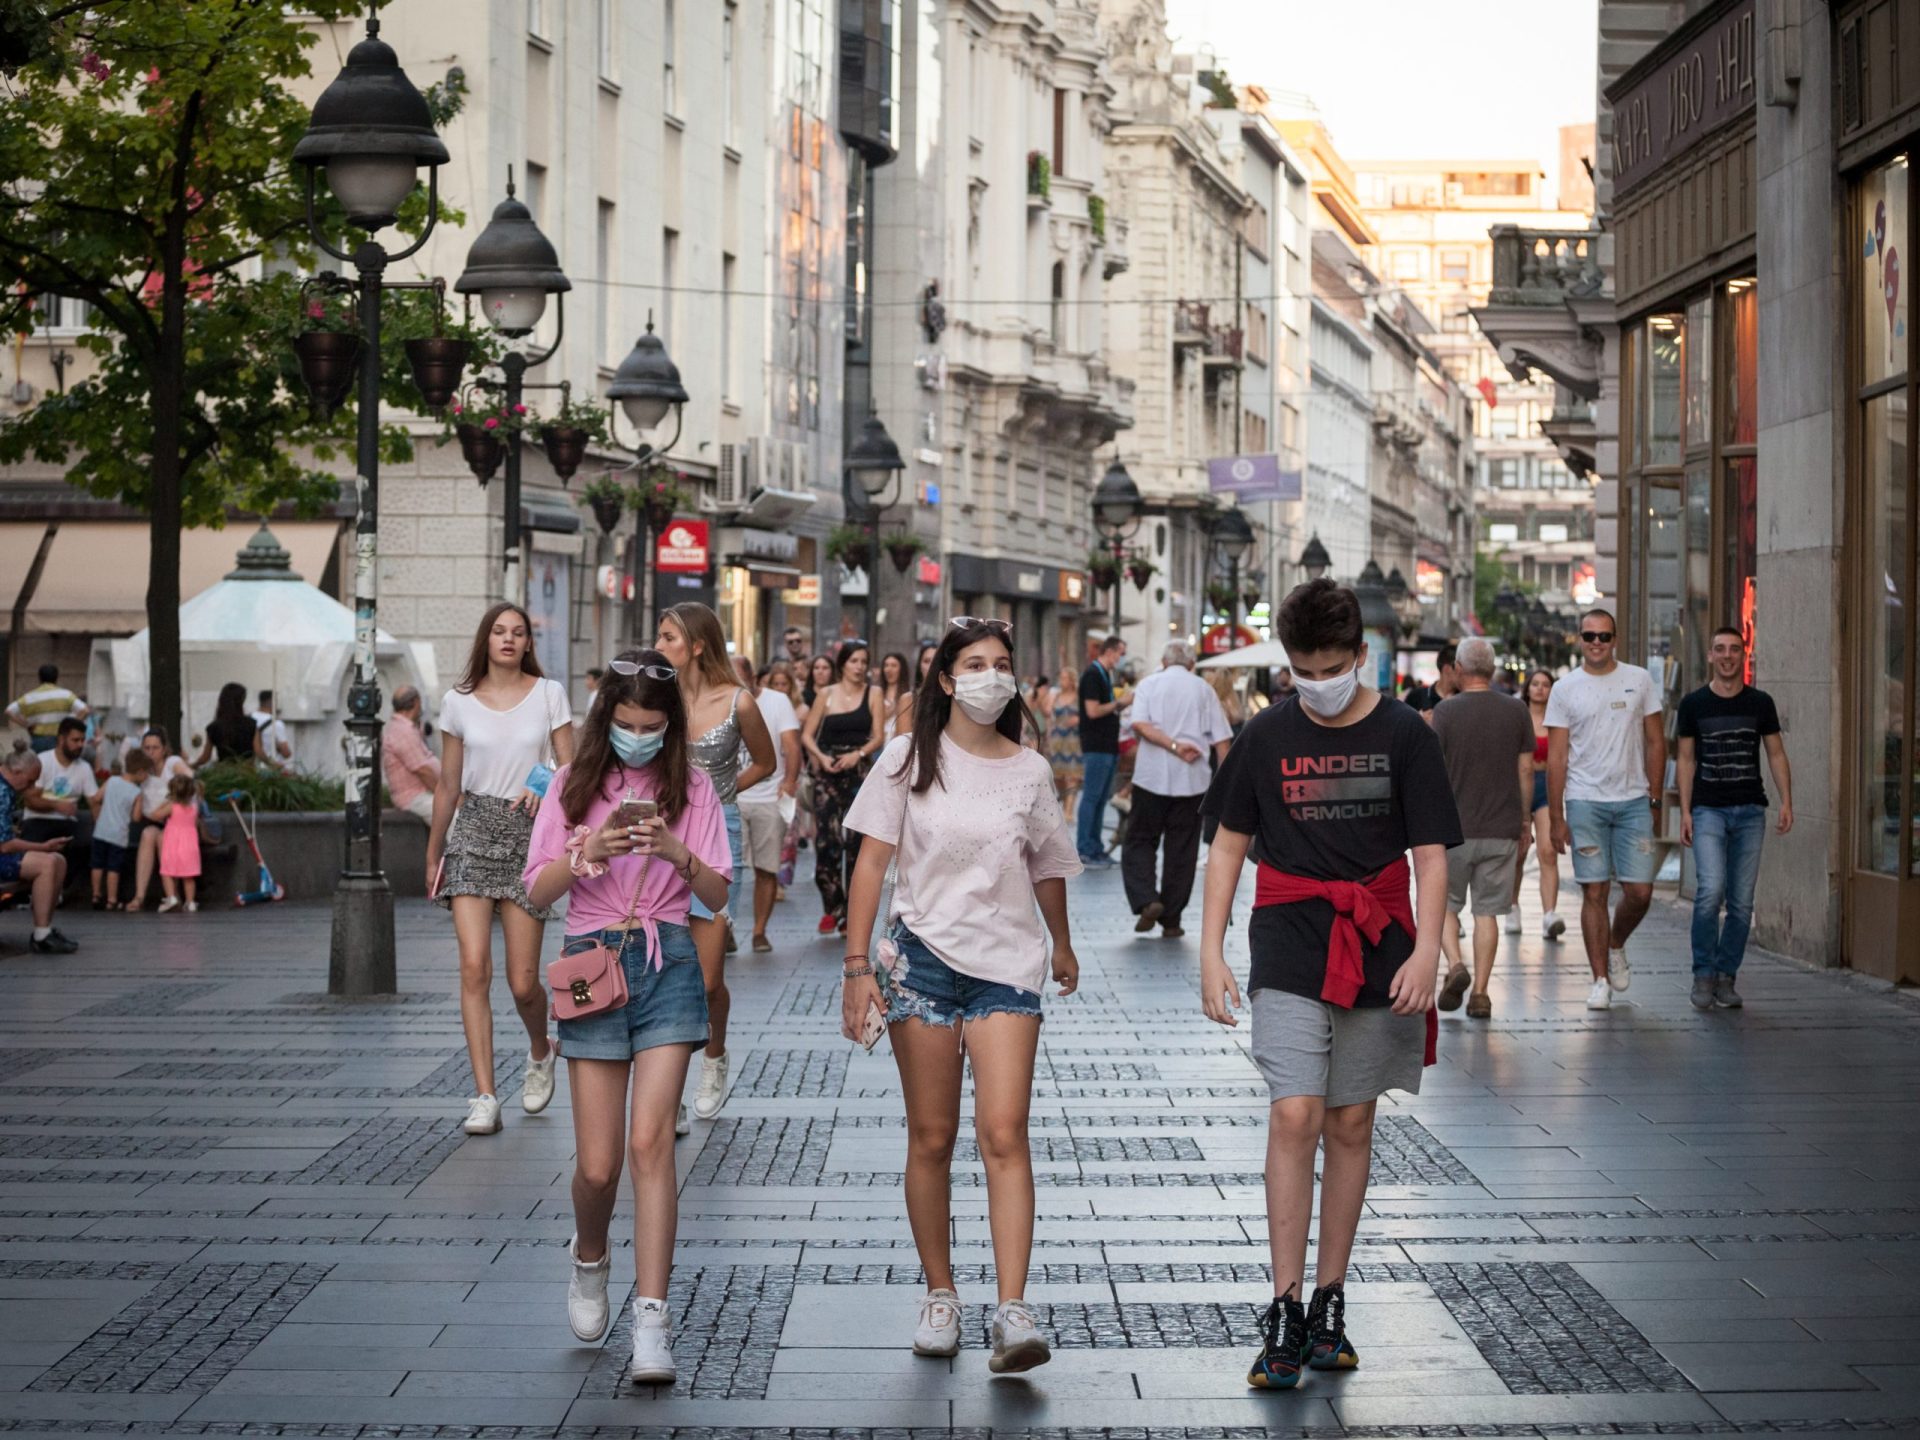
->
[453, 423, 504, 484]
[291, 330, 362, 415]
[1126, 553, 1159, 593]
[1205, 581, 1237, 612]
[826, 524, 873, 571]
[883, 530, 925, 573]
[578, 476, 628, 535]
[1086, 549, 1119, 591]
[539, 426, 590, 482]
[629, 462, 689, 532]
[403, 336, 471, 411]
[1241, 584, 1262, 611]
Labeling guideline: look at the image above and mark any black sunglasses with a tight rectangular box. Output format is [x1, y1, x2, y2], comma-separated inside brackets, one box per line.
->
[609, 659, 678, 680]
[1579, 631, 1614, 644]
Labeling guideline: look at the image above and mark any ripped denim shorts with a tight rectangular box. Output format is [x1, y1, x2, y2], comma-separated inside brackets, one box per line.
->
[876, 922, 1043, 1029]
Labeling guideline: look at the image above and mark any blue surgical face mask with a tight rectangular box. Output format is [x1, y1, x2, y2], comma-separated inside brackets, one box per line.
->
[610, 725, 664, 767]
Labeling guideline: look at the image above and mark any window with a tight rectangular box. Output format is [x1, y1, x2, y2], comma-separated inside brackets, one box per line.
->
[661, 228, 679, 347]
[1245, 305, 1269, 364]
[595, 200, 614, 367]
[1446, 170, 1530, 197]
[1441, 250, 1471, 283]
[1392, 249, 1424, 280]
[1488, 523, 1519, 544]
[662, 0, 678, 114]
[722, 5, 737, 147]
[597, 0, 615, 81]
[1050, 261, 1066, 348]
[523, 162, 546, 228]
[34, 294, 93, 331]
[1539, 522, 1569, 544]
[1241, 200, 1270, 258]
[721, 253, 737, 402]
[1052, 88, 1067, 178]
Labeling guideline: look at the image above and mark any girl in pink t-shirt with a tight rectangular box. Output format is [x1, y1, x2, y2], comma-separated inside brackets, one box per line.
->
[842, 619, 1082, 1376]
[521, 648, 732, 1388]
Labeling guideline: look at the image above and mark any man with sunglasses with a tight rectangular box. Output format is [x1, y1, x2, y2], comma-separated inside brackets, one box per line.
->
[1545, 609, 1666, 1011]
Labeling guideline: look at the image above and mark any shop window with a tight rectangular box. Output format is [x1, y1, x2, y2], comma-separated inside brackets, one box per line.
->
[1861, 388, 1908, 873]
[1724, 277, 1758, 676]
[1860, 157, 1908, 390]
[1642, 316, 1683, 465]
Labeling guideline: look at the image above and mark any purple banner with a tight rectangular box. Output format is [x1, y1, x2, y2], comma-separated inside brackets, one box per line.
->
[1207, 453, 1302, 503]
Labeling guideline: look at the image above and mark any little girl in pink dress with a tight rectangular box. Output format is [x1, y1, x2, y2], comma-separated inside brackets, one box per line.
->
[157, 773, 207, 912]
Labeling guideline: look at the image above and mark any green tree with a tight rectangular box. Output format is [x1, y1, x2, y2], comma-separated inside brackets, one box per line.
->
[0, 1, 472, 743]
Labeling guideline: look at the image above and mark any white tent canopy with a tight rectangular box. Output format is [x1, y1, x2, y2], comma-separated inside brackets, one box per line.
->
[87, 523, 435, 777]
[1196, 639, 1292, 670]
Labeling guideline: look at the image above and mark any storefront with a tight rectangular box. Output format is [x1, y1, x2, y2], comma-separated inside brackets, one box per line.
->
[714, 525, 814, 668]
[948, 552, 1088, 680]
[1607, 0, 1759, 715]
[1838, 0, 1920, 982]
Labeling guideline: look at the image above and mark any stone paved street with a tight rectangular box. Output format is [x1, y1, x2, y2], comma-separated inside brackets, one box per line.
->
[1, 857, 1919, 1437]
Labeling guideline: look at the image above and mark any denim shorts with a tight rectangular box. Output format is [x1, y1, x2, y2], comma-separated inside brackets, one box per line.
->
[1531, 769, 1548, 814]
[689, 804, 744, 922]
[554, 921, 708, 1061]
[876, 923, 1043, 1029]
[1565, 797, 1658, 885]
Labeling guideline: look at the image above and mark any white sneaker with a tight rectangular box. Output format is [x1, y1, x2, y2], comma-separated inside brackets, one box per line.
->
[1607, 947, 1632, 992]
[522, 1048, 556, 1114]
[1503, 908, 1522, 935]
[463, 1094, 502, 1134]
[693, 1051, 730, 1120]
[184, 901, 199, 914]
[628, 1299, 676, 1385]
[1543, 911, 1567, 941]
[156, 896, 180, 914]
[988, 1298, 1050, 1373]
[912, 1287, 962, 1357]
[566, 1235, 610, 1341]
[1586, 979, 1612, 1011]
[675, 1103, 691, 1137]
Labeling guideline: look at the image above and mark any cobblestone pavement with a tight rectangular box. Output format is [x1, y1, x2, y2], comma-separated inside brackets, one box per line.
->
[2, 851, 1919, 1438]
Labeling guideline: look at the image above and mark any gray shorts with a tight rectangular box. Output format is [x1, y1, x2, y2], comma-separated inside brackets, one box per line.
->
[1446, 837, 1519, 916]
[1250, 988, 1424, 1107]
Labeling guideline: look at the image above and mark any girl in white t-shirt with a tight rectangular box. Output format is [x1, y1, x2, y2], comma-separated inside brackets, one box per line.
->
[842, 618, 1082, 1376]
[427, 602, 574, 1139]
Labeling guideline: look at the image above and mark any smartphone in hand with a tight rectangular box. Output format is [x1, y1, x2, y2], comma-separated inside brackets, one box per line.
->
[615, 797, 658, 829]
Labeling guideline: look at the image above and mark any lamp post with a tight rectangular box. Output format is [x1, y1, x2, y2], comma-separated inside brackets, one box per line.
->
[293, 15, 448, 997]
[1210, 505, 1254, 626]
[455, 169, 571, 605]
[1354, 559, 1397, 693]
[607, 319, 689, 642]
[1091, 457, 1144, 636]
[845, 412, 907, 648]
[1298, 533, 1331, 583]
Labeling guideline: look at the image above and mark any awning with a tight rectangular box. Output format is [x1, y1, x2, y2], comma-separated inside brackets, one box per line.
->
[0, 520, 343, 634]
[726, 560, 804, 589]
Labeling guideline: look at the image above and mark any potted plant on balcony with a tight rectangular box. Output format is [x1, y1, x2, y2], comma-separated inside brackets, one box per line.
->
[537, 395, 611, 484]
[578, 474, 628, 536]
[883, 530, 925, 574]
[1026, 149, 1051, 203]
[826, 524, 873, 572]
[1087, 548, 1119, 592]
[443, 394, 528, 485]
[1125, 549, 1159, 592]
[1087, 193, 1107, 245]
[629, 462, 688, 534]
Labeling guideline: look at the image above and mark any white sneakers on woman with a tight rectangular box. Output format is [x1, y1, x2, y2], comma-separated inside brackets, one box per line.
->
[988, 1299, 1051, 1373]
[693, 1052, 730, 1120]
[566, 1235, 610, 1341]
[628, 1298, 676, 1384]
[462, 1094, 502, 1134]
[912, 1288, 962, 1356]
[522, 1049, 556, 1114]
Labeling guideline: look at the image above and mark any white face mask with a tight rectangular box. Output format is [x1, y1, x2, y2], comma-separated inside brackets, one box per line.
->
[1293, 654, 1364, 718]
[949, 669, 1017, 724]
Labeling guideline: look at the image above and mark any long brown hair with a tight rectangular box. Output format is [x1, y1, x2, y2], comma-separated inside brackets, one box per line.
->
[894, 622, 1033, 794]
[660, 602, 737, 691]
[456, 602, 543, 694]
[559, 648, 692, 827]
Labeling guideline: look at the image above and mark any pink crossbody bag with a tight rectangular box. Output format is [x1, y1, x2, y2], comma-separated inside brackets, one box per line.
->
[546, 855, 649, 1021]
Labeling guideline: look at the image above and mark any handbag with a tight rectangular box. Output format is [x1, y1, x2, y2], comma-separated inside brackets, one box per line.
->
[546, 849, 650, 1021]
[524, 681, 560, 797]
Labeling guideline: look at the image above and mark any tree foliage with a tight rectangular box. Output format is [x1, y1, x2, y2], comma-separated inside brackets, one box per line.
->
[0, 0, 472, 739]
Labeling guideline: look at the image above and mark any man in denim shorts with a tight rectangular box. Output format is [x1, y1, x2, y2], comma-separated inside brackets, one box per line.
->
[1546, 609, 1666, 1011]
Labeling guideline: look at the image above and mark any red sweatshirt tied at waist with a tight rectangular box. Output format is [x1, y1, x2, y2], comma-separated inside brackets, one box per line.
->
[1253, 854, 1438, 1066]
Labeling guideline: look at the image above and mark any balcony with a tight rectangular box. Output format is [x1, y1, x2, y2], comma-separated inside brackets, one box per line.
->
[1102, 215, 1130, 278]
[1470, 225, 1606, 398]
[1541, 382, 1598, 479]
[1174, 300, 1243, 370]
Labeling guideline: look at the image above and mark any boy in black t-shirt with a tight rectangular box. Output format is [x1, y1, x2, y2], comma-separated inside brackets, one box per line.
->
[1199, 580, 1461, 1390]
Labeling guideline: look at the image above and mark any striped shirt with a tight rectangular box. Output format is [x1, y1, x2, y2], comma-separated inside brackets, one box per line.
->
[6, 684, 87, 739]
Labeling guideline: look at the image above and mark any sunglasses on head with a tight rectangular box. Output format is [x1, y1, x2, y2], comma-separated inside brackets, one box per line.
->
[1580, 630, 1614, 644]
[950, 616, 1013, 637]
[608, 659, 678, 680]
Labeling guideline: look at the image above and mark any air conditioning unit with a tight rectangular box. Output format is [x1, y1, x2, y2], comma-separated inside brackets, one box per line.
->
[714, 441, 748, 509]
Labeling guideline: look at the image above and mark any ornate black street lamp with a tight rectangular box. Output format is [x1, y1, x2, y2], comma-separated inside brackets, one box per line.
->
[292, 15, 448, 997]
[455, 168, 571, 605]
[1210, 505, 1254, 625]
[845, 412, 908, 645]
[1298, 533, 1331, 583]
[607, 319, 689, 641]
[1091, 457, 1144, 634]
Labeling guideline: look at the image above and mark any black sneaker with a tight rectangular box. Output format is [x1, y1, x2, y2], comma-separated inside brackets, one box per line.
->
[1307, 1282, 1358, 1370]
[1246, 1287, 1310, 1389]
[29, 928, 79, 955]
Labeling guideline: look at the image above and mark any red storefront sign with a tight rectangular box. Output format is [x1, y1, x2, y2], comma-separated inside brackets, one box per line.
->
[1201, 623, 1258, 657]
[655, 518, 710, 574]
[917, 556, 942, 585]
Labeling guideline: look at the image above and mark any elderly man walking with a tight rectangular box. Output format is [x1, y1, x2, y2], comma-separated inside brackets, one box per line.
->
[1430, 638, 1535, 1020]
[1122, 642, 1234, 939]
[382, 687, 441, 824]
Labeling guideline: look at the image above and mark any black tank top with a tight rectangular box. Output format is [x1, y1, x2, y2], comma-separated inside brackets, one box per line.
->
[817, 698, 872, 752]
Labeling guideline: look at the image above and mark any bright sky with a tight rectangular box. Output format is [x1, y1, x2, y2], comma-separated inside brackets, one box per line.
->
[1164, 0, 1599, 203]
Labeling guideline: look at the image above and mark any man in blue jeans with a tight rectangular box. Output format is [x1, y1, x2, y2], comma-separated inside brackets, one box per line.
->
[1677, 627, 1793, 1010]
[1077, 634, 1126, 865]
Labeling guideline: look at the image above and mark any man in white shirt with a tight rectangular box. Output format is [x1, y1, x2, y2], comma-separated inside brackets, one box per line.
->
[1546, 608, 1667, 1011]
[22, 717, 100, 861]
[252, 690, 292, 771]
[1122, 642, 1234, 939]
[734, 657, 802, 953]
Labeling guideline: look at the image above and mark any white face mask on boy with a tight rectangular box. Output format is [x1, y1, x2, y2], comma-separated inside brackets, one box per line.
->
[1292, 653, 1364, 718]
[949, 669, 1017, 723]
